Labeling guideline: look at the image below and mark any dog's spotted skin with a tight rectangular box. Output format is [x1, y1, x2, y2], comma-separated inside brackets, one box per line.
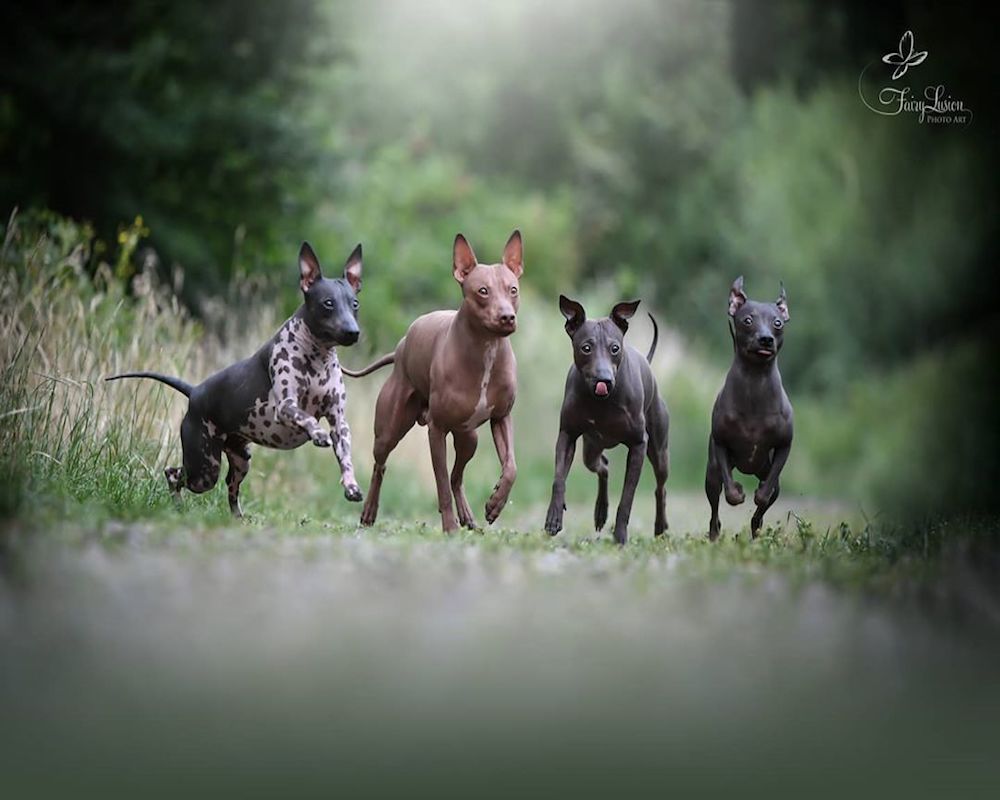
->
[235, 317, 359, 495]
[107, 242, 364, 515]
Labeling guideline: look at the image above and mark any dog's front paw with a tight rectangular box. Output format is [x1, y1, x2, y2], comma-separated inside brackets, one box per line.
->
[311, 429, 333, 448]
[483, 482, 509, 524]
[344, 483, 363, 502]
[754, 484, 773, 506]
[544, 502, 564, 535]
[164, 466, 183, 493]
[725, 481, 745, 506]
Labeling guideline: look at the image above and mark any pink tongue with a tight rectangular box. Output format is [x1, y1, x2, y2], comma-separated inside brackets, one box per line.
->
[595, 382, 609, 396]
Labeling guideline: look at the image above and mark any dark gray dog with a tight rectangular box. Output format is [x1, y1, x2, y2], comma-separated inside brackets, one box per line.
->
[106, 242, 364, 516]
[544, 297, 670, 545]
[706, 277, 793, 540]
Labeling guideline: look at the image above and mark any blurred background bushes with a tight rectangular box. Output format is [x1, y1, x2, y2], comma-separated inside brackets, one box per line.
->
[1, 0, 996, 519]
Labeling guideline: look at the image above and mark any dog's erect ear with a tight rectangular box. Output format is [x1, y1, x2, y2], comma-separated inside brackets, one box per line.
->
[728, 276, 747, 317]
[343, 243, 362, 293]
[502, 230, 523, 278]
[299, 242, 323, 292]
[776, 282, 789, 322]
[610, 300, 640, 333]
[559, 294, 586, 336]
[453, 234, 479, 283]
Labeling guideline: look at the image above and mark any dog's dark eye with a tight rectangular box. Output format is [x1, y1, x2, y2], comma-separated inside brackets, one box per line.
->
[773, 318, 783, 329]
[352, 299, 360, 310]
[581, 343, 592, 354]
[610, 343, 621, 354]
[323, 299, 335, 309]
[743, 315, 753, 326]
[478, 287, 489, 296]
[510, 286, 518, 296]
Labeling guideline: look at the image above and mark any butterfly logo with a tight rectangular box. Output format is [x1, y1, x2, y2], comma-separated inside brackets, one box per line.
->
[882, 30, 927, 80]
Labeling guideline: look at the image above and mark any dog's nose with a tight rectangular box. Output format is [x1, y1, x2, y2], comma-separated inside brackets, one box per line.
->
[758, 335, 774, 348]
[500, 313, 516, 327]
[341, 330, 359, 345]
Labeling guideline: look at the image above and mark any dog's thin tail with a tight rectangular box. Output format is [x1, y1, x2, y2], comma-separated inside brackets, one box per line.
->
[342, 353, 395, 378]
[105, 372, 193, 397]
[646, 313, 659, 363]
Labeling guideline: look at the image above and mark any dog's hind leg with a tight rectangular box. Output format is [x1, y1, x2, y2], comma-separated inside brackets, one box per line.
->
[647, 441, 669, 537]
[451, 430, 479, 529]
[172, 412, 222, 503]
[361, 375, 420, 527]
[582, 436, 609, 532]
[705, 436, 723, 541]
[647, 402, 670, 537]
[224, 439, 252, 518]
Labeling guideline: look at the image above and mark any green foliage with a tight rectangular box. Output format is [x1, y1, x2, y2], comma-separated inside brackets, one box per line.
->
[307, 145, 580, 346]
[0, 0, 330, 285]
[677, 83, 995, 390]
[1, 0, 996, 522]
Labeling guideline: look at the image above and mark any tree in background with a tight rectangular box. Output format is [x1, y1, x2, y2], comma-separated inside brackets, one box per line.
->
[0, 0, 331, 292]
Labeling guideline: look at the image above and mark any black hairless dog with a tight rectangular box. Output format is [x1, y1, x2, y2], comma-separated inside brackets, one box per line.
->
[544, 297, 670, 545]
[706, 277, 793, 540]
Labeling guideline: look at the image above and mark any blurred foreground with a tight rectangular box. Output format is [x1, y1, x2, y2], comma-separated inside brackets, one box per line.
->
[2, 518, 998, 798]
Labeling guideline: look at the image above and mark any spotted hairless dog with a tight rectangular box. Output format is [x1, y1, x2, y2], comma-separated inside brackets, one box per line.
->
[106, 242, 364, 516]
[343, 232, 522, 532]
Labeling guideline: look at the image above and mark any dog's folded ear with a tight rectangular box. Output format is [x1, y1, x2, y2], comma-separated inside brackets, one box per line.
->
[728, 276, 747, 317]
[776, 282, 789, 321]
[299, 242, 323, 292]
[559, 294, 586, 336]
[610, 300, 640, 333]
[502, 230, 523, 278]
[343, 243, 362, 293]
[453, 234, 479, 283]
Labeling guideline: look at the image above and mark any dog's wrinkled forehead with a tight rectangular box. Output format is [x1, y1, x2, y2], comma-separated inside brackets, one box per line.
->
[463, 262, 520, 292]
[574, 318, 623, 346]
[309, 276, 356, 307]
[737, 299, 782, 327]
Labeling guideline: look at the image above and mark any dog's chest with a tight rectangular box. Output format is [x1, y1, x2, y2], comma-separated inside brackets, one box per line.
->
[578, 404, 643, 448]
[449, 342, 514, 431]
[719, 409, 789, 470]
[236, 321, 343, 449]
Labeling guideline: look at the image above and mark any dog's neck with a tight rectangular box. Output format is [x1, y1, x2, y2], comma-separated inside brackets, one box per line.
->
[288, 312, 337, 359]
[729, 355, 783, 400]
[454, 302, 504, 348]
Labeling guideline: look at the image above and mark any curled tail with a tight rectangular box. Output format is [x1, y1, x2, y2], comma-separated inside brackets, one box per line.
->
[646, 313, 659, 363]
[342, 353, 395, 378]
[105, 371, 193, 397]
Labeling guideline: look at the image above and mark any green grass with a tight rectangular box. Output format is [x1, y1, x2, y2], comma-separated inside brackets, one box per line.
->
[2, 210, 995, 587]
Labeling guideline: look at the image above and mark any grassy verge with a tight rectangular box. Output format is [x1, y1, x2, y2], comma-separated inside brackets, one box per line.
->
[1, 211, 995, 596]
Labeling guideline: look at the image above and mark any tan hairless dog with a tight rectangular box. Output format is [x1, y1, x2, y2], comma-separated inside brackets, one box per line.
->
[343, 231, 523, 532]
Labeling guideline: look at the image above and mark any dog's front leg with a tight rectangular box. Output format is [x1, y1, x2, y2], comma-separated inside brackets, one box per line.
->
[612, 438, 646, 545]
[326, 388, 362, 502]
[272, 374, 330, 447]
[485, 414, 517, 524]
[710, 437, 744, 505]
[544, 429, 577, 535]
[428, 422, 458, 532]
[754, 443, 790, 507]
